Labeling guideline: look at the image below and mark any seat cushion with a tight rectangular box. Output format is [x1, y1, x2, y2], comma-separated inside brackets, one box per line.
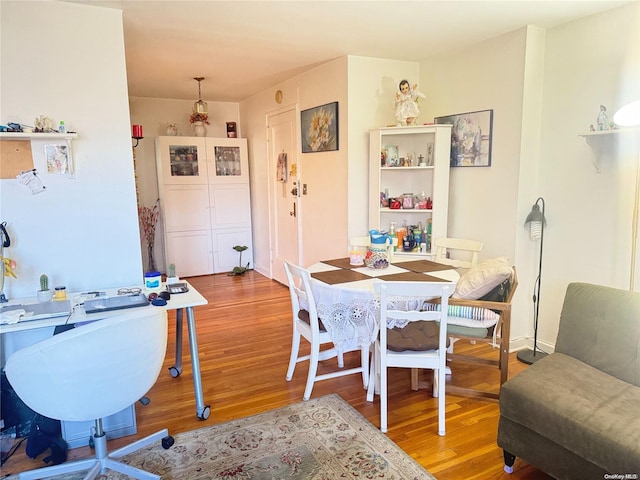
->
[386, 321, 449, 352]
[500, 353, 640, 471]
[297, 309, 327, 332]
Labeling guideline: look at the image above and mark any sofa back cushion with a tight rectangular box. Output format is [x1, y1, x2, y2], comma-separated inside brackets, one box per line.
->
[555, 282, 640, 387]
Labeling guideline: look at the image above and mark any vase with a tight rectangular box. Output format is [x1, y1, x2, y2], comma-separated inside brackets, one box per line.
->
[192, 121, 206, 137]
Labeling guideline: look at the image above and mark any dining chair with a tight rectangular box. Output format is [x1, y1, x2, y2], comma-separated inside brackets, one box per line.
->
[433, 237, 483, 270]
[284, 261, 369, 401]
[4, 307, 174, 480]
[368, 280, 452, 435]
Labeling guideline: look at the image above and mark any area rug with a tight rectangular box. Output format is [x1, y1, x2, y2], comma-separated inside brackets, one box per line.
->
[9, 394, 436, 479]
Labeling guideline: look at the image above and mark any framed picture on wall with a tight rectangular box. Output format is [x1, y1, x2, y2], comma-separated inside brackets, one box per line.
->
[435, 109, 493, 167]
[300, 102, 339, 153]
[44, 144, 70, 174]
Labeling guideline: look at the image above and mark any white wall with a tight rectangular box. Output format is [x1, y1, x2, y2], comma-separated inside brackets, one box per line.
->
[0, 1, 142, 297]
[239, 55, 421, 277]
[129, 97, 240, 271]
[536, 2, 640, 350]
[347, 56, 421, 239]
[419, 3, 640, 352]
[421, 28, 532, 344]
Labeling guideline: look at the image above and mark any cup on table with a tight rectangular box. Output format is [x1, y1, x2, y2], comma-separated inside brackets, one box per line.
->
[349, 245, 367, 266]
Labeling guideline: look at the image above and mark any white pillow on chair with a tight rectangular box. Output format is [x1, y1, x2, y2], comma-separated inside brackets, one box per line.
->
[453, 256, 513, 299]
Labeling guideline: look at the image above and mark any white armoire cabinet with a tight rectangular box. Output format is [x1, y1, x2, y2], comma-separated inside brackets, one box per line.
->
[369, 125, 452, 258]
[155, 137, 253, 277]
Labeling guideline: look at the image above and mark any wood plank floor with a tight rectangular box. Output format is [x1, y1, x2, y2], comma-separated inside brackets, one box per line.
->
[1, 270, 552, 479]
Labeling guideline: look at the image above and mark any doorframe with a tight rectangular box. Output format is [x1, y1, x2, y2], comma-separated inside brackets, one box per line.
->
[266, 104, 302, 280]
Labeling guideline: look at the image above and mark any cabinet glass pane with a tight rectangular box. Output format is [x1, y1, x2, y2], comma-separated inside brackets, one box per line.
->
[169, 145, 200, 177]
[214, 146, 241, 176]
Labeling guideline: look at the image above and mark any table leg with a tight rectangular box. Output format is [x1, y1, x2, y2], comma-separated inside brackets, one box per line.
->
[186, 306, 210, 420]
[168, 309, 183, 378]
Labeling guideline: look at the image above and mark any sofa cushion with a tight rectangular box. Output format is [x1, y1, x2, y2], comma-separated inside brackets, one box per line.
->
[555, 283, 640, 387]
[500, 352, 640, 472]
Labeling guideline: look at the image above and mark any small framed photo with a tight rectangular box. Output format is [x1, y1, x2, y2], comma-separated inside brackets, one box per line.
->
[383, 145, 399, 167]
[301, 101, 339, 153]
[45, 144, 70, 174]
[426, 142, 434, 166]
[435, 109, 493, 167]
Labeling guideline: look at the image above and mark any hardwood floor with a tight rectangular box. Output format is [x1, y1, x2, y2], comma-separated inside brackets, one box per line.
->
[1, 270, 552, 479]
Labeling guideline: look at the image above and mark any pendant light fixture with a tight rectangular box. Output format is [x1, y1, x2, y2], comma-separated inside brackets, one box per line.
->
[193, 76, 208, 115]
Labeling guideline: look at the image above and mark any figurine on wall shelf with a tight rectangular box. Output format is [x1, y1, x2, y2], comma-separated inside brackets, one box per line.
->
[596, 105, 611, 131]
[394, 80, 425, 126]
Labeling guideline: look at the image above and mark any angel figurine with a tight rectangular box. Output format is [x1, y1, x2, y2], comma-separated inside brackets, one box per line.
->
[394, 80, 426, 126]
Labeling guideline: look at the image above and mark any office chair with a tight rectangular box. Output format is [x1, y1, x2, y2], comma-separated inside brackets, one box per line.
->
[4, 307, 174, 480]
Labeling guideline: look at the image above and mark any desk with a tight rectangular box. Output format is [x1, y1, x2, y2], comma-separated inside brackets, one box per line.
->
[0, 281, 211, 420]
[307, 258, 459, 354]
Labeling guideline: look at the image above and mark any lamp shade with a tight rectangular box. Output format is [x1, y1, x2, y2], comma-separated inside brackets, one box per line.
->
[524, 201, 546, 241]
[613, 100, 640, 127]
[193, 76, 208, 115]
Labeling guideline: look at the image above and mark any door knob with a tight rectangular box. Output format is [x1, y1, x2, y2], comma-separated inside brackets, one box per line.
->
[291, 187, 298, 196]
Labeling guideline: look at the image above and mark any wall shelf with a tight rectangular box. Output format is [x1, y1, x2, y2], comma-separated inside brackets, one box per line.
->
[579, 127, 640, 172]
[0, 132, 77, 140]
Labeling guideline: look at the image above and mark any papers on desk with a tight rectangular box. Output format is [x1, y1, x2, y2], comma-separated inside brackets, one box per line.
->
[0, 300, 72, 324]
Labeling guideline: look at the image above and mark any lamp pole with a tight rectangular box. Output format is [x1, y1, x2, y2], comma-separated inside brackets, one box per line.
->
[518, 197, 549, 364]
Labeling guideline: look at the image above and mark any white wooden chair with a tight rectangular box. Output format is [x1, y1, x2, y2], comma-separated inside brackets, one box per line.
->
[284, 261, 369, 401]
[367, 281, 452, 435]
[4, 308, 173, 480]
[434, 237, 484, 269]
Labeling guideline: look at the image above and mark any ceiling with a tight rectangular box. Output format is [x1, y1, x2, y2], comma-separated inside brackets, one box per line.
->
[67, 0, 630, 103]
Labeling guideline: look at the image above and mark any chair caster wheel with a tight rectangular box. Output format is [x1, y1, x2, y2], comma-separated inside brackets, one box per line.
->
[162, 436, 174, 449]
[139, 396, 151, 406]
[504, 465, 513, 474]
[198, 405, 211, 420]
[169, 366, 181, 378]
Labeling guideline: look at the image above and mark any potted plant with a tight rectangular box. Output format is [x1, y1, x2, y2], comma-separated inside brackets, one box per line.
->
[37, 273, 53, 302]
[228, 245, 251, 276]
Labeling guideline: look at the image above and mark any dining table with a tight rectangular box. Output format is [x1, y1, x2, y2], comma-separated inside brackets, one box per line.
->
[307, 257, 460, 356]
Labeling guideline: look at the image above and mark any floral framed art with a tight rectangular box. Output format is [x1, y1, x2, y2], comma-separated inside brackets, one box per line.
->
[435, 109, 493, 167]
[301, 102, 338, 153]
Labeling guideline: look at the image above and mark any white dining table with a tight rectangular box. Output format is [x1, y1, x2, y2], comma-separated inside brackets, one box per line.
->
[307, 257, 459, 356]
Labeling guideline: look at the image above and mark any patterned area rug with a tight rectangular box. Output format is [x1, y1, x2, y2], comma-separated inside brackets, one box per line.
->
[10, 394, 436, 479]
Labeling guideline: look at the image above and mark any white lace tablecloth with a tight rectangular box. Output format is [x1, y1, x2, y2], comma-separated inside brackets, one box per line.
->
[307, 260, 459, 354]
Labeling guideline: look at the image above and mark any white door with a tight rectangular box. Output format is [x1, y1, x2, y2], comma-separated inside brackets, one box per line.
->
[267, 107, 299, 285]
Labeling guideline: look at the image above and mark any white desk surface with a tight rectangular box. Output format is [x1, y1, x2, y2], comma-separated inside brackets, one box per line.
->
[0, 281, 207, 334]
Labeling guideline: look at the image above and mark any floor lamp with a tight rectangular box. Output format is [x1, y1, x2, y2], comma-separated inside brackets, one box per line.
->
[613, 100, 640, 291]
[517, 197, 549, 365]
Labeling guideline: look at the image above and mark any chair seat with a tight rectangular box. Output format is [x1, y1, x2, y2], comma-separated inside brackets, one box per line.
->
[298, 309, 328, 332]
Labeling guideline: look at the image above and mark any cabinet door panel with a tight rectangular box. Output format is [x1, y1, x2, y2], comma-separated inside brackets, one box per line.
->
[212, 228, 253, 273]
[205, 138, 249, 184]
[165, 230, 213, 277]
[209, 184, 251, 228]
[163, 185, 211, 232]
[156, 137, 208, 185]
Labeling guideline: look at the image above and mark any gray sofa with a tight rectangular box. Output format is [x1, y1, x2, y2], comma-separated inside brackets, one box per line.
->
[497, 282, 640, 479]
